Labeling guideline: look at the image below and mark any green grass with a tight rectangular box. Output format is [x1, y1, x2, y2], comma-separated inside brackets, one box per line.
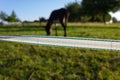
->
[0, 23, 120, 39]
[0, 41, 120, 80]
[0, 23, 120, 79]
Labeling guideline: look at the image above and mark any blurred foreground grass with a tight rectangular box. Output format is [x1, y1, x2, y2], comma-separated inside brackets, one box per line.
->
[0, 41, 120, 80]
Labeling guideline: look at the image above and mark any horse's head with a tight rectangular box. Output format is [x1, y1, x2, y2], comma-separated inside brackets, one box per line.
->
[45, 25, 51, 36]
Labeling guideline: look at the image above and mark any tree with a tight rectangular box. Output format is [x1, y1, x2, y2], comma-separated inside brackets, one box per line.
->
[7, 10, 20, 22]
[39, 17, 46, 22]
[0, 11, 8, 21]
[112, 17, 118, 23]
[65, 2, 82, 22]
[81, 0, 120, 23]
[81, 0, 97, 22]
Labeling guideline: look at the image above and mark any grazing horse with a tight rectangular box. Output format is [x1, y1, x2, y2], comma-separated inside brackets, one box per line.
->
[46, 8, 69, 37]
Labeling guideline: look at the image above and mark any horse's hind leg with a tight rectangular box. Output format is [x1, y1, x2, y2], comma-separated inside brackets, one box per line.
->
[60, 21, 67, 37]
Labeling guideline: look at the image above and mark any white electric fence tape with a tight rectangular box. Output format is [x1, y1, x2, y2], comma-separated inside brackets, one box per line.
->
[0, 36, 120, 51]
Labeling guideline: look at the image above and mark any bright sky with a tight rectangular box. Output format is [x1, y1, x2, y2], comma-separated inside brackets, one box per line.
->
[109, 11, 120, 21]
[0, 0, 120, 21]
[0, 0, 77, 21]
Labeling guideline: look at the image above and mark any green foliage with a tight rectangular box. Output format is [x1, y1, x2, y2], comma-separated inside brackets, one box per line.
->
[0, 10, 20, 22]
[7, 11, 20, 22]
[65, 0, 120, 23]
[0, 11, 8, 21]
[65, 2, 82, 22]
[39, 17, 47, 22]
[80, 16, 91, 22]
[81, 0, 120, 23]
[94, 13, 111, 22]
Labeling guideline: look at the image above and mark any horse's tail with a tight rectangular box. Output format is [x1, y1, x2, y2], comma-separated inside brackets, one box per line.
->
[65, 10, 70, 26]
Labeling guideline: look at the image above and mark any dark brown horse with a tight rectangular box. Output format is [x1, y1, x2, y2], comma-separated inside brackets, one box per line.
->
[46, 8, 69, 37]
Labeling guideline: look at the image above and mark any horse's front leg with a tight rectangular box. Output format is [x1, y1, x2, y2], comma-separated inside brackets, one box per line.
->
[63, 26, 67, 37]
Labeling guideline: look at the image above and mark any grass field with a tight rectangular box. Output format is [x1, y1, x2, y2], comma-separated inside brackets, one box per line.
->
[0, 23, 120, 80]
[0, 23, 120, 39]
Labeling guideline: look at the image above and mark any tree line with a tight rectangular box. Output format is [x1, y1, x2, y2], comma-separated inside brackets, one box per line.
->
[66, 0, 120, 23]
[0, 10, 20, 22]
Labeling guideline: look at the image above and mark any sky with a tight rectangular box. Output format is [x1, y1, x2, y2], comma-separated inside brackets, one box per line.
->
[0, 0, 77, 21]
[0, 0, 120, 21]
[110, 11, 120, 21]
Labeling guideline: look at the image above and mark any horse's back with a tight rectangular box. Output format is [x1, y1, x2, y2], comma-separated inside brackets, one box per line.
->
[50, 8, 69, 20]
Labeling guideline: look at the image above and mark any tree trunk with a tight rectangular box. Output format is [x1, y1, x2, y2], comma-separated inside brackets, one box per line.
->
[103, 13, 106, 24]
[91, 15, 95, 22]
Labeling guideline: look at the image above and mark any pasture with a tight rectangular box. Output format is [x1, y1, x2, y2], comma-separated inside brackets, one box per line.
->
[0, 23, 120, 39]
[0, 23, 120, 80]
